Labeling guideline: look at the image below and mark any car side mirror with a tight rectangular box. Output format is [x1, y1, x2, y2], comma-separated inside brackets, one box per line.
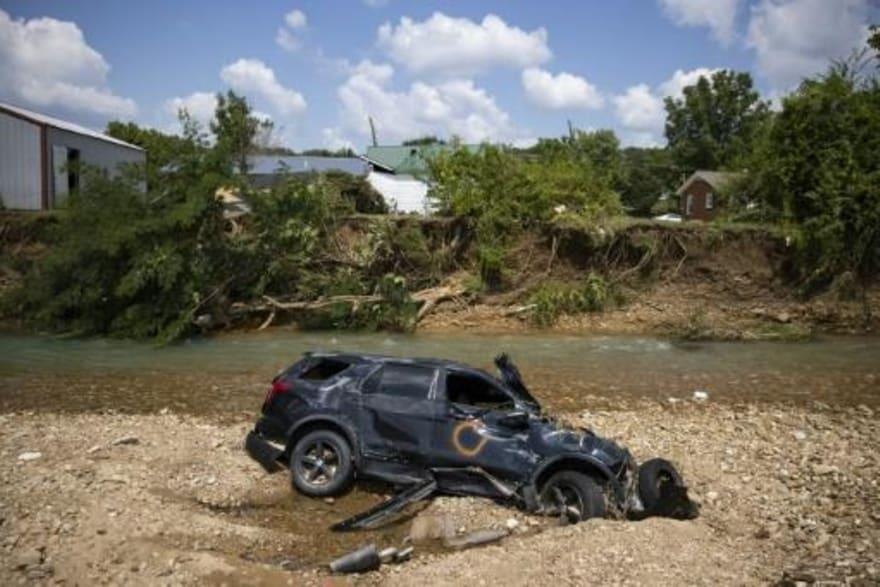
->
[498, 410, 529, 429]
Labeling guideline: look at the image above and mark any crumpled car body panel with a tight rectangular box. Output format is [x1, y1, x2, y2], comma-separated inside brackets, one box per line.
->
[245, 352, 697, 528]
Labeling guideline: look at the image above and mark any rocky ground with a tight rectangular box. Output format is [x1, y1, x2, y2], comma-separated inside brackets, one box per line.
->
[1, 400, 878, 586]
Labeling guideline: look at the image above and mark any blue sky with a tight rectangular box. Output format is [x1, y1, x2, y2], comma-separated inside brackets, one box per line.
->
[0, 0, 875, 150]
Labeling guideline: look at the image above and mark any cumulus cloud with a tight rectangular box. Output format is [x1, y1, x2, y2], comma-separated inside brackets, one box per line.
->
[521, 68, 604, 110]
[284, 9, 307, 29]
[275, 28, 301, 52]
[658, 0, 742, 45]
[658, 67, 719, 99]
[331, 59, 521, 145]
[0, 9, 136, 118]
[613, 67, 719, 146]
[747, 0, 871, 92]
[613, 84, 665, 134]
[164, 91, 217, 128]
[220, 58, 306, 115]
[276, 8, 307, 52]
[377, 13, 551, 76]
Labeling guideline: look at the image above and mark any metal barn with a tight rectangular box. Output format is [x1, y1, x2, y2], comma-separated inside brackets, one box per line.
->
[0, 102, 145, 210]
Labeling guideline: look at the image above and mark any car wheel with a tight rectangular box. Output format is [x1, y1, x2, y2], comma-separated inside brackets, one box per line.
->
[290, 430, 354, 497]
[540, 471, 606, 521]
[638, 458, 684, 511]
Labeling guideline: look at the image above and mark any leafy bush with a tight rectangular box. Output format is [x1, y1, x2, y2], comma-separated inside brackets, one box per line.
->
[6, 166, 234, 342]
[528, 273, 610, 326]
[743, 59, 880, 301]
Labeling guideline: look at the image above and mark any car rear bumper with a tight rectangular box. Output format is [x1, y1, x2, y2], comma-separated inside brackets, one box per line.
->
[245, 430, 285, 473]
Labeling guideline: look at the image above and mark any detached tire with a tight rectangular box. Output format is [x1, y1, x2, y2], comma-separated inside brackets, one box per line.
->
[290, 430, 354, 497]
[638, 458, 684, 511]
[540, 471, 606, 521]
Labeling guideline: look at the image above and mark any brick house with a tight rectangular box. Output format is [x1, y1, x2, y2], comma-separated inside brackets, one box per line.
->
[676, 170, 741, 221]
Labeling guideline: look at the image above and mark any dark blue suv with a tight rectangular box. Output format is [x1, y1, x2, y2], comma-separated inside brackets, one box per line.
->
[246, 352, 696, 523]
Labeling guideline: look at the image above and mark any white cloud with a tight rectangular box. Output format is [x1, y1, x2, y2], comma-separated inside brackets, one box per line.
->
[164, 91, 217, 128]
[747, 0, 871, 92]
[321, 127, 355, 151]
[613, 67, 719, 146]
[521, 68, 604, 110]
[377, 13, 551, 76]
[613, 84, 665, 134]
[658, 67, 719, 99]
[284, 9, 307, 29]
[364, 0, 389, 7]
[276, 9, 307, 52]
[331, 60, 520, 145]
[275, 27, 301, 52]
[220, 58, 306, 115]
[0, 9, 136, 118]
[658, 0, 742, 45]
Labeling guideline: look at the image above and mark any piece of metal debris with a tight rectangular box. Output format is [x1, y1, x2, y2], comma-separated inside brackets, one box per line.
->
[332, 478, 437, 532]
[443, 528, 508, 550]
[329, 544, 381, 574]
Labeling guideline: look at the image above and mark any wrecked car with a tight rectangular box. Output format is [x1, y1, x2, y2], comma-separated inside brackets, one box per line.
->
[245, 352, 697, 528]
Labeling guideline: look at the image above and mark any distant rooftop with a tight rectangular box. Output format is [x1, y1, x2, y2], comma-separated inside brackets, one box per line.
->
[364, 143, 481, 176]
[0, 101, 143, 151]
[677, 170, 744, 194]
[248, 155, 368, 176]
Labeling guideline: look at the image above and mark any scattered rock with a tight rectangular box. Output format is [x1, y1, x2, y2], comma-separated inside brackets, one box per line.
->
[792, 430, 807, 441]
[409, 514, 455, 544]
[692, 391, 709, 402]
[505, 518, 520, 531]
[111, 436, 139, 446]
[14, 549, 42, 570]
[17, 452, 42, 462]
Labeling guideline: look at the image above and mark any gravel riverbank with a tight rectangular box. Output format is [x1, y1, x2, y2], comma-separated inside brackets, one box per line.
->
[1, 400, 877, 585]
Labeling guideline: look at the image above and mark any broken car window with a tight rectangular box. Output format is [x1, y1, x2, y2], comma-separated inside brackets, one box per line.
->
[369, 364, 435, 400]
[300, 358, 351, 381]
[445, 371, 513, 410]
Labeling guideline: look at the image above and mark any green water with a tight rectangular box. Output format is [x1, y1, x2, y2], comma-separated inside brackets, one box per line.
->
[1, 330, 878, 413]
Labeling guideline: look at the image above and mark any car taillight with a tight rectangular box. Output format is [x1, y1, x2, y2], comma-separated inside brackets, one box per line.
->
[263, 378, 292, 407]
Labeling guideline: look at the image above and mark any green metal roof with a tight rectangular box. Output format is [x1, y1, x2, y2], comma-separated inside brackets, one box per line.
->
[364, 144, 480, 177]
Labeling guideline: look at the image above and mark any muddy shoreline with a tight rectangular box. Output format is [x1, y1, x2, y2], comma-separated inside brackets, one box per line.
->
[2, 400, 877, 585]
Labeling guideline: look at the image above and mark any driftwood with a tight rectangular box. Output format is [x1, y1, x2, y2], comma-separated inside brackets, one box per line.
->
[246, 283, 469, 326]
[413, 285, 466, 322]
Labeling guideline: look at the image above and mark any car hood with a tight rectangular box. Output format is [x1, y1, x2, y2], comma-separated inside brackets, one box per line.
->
[529, 416, 631, 469]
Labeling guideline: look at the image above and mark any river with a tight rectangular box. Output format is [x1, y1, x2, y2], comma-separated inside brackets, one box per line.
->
[1, 331, 878, 413]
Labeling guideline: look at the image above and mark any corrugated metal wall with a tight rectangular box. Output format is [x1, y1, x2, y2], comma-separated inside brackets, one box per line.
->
[46, 128, 145, 206]
[0, 111, 42, 210]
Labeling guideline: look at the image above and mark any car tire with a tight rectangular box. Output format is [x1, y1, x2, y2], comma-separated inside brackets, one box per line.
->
[638, 458, 684, 511]
[290, 430, 355, 497]
[540, 471, 606, 521]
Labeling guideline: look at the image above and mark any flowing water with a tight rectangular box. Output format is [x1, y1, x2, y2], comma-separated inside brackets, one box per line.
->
[1, 330, 878, 413]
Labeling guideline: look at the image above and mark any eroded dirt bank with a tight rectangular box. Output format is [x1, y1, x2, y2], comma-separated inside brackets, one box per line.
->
[2, 401, 877, 585]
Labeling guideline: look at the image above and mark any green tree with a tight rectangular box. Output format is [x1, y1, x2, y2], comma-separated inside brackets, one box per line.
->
[664, 70, 770, 173]
[746, 59, 880, 306]
[618, 147, 679, 216]
[870, 25, 879, 62]
[210, 91, 273, 176]
[105, 120, 202, 189]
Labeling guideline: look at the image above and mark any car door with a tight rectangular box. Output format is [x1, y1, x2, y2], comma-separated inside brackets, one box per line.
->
[358, 362, 441, 465]
[432, 368, 536, 482]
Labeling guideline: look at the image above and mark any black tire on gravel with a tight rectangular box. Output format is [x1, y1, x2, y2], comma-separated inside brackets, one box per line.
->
[290, 429, 354, 497]
[638, 458, 684, 511]
[540, 470, 607, 521]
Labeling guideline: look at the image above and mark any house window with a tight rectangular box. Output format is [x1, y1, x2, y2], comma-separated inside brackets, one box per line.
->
[686, 194, 694, 216]
[706, 192, 714, 210]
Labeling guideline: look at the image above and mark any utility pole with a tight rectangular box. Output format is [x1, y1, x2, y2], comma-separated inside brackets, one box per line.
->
[567, 119, 576, 142]
[368, 116, 378, 147]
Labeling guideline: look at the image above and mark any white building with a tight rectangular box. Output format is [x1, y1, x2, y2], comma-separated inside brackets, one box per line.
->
[0, 102, 145, 210]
